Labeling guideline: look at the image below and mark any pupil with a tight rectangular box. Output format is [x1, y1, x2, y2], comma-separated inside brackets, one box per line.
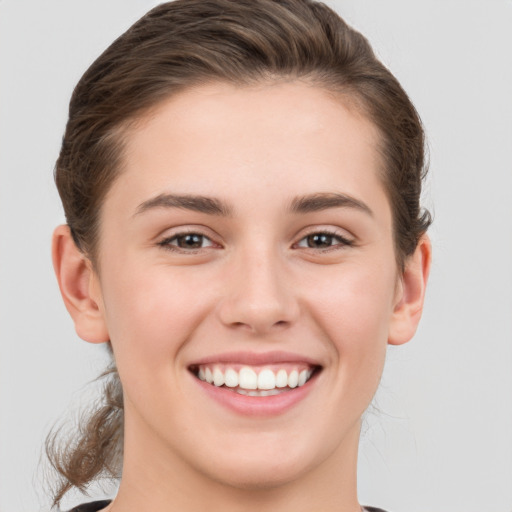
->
[178, 234, 202, 248]
[308, 234, 332, 248]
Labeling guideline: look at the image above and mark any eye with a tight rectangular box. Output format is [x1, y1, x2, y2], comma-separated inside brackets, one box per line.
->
[296, 231, 353, 250]
[158, 232, 215, 251]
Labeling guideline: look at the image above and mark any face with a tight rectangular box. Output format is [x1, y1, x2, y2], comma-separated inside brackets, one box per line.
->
[90, 82, 403, 488]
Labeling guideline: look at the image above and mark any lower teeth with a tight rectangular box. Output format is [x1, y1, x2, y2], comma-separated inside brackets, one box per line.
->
[235, 388, 286, 397]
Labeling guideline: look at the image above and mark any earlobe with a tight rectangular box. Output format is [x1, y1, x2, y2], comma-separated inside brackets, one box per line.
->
[52, 225, 109, 344]
[388, 235, 432, 346]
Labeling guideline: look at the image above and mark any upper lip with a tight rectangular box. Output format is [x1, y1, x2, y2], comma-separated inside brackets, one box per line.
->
[189, 350, 322, 368]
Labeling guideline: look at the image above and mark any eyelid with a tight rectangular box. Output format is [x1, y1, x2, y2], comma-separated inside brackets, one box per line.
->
[156, 226, 222, 251]
[154, 225, 354, 252]
[155, 224, 218, 241]
[294, 227, 355, 249]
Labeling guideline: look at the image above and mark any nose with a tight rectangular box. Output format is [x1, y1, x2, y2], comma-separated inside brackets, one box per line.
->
[217, 249, 299, 335]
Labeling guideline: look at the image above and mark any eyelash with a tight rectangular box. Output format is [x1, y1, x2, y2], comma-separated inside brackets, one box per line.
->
[157, 229, 354, 253]
[294, 230, 354, 251]
[157, 231, 217, 252]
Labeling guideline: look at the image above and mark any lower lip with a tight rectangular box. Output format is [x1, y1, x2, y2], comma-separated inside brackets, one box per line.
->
[192, 374, 317, 417]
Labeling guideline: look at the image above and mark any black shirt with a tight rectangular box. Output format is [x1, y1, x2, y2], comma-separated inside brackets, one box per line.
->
[68, 502, 111, 512]
[68, 500, 388, 512]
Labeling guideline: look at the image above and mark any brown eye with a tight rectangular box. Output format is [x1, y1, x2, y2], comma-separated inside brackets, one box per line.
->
[306, 233, 335, 248]
[176, 234, 205, 248]
[159, 233, 214, 250]
[296, 232, 353, 250]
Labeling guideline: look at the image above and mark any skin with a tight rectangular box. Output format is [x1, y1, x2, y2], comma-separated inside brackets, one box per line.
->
[53, 81, 431, 512]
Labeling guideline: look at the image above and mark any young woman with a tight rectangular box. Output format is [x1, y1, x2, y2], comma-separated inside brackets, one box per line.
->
[48, 1, 431, 510]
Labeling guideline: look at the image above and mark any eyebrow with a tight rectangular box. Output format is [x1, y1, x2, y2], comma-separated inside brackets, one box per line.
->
[134, 193, 232, 217]
[134, 191, 373, 218]
[289, 192, 373, 216]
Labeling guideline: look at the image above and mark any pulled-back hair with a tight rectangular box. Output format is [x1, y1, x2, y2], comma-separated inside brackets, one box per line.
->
[49, 0, 431, 506]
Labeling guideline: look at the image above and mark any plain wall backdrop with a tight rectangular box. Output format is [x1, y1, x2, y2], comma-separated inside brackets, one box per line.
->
[1, 1, 511, 511]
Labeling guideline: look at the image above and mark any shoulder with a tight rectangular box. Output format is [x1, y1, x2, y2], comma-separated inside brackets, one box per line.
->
[66, 500, 112, 512]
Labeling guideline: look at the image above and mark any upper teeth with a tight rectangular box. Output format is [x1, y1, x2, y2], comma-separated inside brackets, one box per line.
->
[196, 366, 313, 391]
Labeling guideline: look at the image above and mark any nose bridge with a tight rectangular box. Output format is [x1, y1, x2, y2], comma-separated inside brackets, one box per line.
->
[218, 243, 298, 333]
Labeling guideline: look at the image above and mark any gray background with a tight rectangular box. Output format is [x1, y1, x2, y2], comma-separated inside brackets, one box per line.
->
[1, 1, 511, 511]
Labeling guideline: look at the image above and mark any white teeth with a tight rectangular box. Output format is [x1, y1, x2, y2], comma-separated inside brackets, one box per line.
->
[239, 367, 258, 389]
[257, 369, 276, 390]
[213, 367, 224, 387]
[195, 365, 315, 392]
[224, 368, 239, 388]
[237, 388, 283, 397]
[288, 370, 299, 388]
[259, 389, 281, 396]
[276, 369, 288, 388]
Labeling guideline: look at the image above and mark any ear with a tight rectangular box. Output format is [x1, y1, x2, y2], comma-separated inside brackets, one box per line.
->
[388, 235, 431, 346]
[52, 225, 109, 344]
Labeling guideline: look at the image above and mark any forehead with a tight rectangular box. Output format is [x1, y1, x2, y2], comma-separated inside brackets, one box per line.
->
[112, 81, 388, 218]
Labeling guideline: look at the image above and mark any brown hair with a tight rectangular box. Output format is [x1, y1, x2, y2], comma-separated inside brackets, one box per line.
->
[49, 0, 431, 506]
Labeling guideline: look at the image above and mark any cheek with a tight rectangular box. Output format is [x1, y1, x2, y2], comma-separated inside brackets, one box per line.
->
[304, 258, 397, 392]
[308, 258, 397, 342]
[99, 261, 219, 366]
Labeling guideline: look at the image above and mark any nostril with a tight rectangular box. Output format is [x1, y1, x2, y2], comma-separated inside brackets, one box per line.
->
[230, 321, 250, 330]
[228, 319, 290, 333]
[217, 288, 300, 334]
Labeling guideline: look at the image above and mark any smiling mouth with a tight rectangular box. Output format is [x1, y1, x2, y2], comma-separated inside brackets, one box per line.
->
[189, 364, 320, 396]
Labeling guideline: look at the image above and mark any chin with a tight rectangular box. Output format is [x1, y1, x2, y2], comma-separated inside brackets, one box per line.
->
[192, 436, 322, 491]
[207, 459, 310, 491]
